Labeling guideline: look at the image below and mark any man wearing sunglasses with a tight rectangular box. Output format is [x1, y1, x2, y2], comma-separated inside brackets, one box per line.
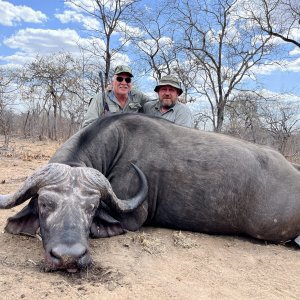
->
[143, 75, 194, 128]
[83, 65, 152, 128]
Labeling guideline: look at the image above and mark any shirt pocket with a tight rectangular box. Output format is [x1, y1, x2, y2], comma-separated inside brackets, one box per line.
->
[108, 102, 119, 113]
[128, 102, 142, 112]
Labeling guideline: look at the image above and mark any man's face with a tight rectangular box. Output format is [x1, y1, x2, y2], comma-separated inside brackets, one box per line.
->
[158, 85, 179, 109]
[112, 72, 132, 96]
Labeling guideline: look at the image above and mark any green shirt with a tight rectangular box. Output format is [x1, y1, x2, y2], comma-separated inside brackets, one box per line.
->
[83, 89, 152, 128]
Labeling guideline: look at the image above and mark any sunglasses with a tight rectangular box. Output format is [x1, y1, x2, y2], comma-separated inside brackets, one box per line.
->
[116, 76, 132, 83]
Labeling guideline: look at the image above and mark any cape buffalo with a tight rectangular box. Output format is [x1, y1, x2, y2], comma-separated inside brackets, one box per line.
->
[1, 113, 300, 272]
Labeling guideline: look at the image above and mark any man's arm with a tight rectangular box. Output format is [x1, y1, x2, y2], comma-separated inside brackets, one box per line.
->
[131, 89, 154, 111]
[82, 93, 103, 128]
[142, 100, 158, 114]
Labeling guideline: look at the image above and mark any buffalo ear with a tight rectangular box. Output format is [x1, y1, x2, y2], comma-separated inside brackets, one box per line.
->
[90, 203, 125, 238]
[5, 196, 40, 236]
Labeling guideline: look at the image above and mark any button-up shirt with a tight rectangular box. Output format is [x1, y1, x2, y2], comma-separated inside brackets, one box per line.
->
[83, 89, 152, 128]
[143, 100, 194, 128]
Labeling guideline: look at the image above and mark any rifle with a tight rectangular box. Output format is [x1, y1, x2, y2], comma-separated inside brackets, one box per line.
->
[99, 71, 110, 114]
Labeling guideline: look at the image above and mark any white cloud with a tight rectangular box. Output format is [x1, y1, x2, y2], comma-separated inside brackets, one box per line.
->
[253, 56, 300, 75]
[252, 62, 283, 75]
[258, 88, 300, 101]
[1, 28, 106, 65]
[116, 20, 142, 37]
[64, 0, 137, 12]
[0, 26, 132, 69]
[55, 10, 100, 30]
[0, 52, 34, 66]
[116, 20, 143, 46]
[0, 0, 47, 26]
[138, 37, 173, 55]
[285, 57, 300, 73]
[64, 0, 95, 12]
[4, 28, 81, 52]
[290, 47, 300, 56]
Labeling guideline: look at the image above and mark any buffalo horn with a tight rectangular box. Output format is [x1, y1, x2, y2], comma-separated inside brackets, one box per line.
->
[0, 163, 69, 209]
[89, 163, 148, 213]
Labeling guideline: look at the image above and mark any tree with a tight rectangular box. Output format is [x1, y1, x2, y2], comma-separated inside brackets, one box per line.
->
[0, 67, 19, 145]
[224, 93, 264, 143]
[19, 53, 86, 140]
[243, 0, 300, 48]
[128, 1, 178, 81]
[66, 0, 141, 86]
[260, 99, 300, 154]
[173, 0, 275, 132]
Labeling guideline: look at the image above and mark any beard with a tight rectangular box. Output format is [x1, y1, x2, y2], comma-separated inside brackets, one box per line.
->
[160, 98, 176, 109]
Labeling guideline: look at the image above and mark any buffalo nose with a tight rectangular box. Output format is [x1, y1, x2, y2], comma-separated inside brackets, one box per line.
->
[51, 242, 87, 260]
[51, 242, 87, 258]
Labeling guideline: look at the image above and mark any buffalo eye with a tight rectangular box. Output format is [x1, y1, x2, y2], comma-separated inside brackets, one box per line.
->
[39, 198, 57, 215]
[85, 203, 96, 215]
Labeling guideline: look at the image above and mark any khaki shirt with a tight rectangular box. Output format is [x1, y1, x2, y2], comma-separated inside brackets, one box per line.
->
[143, 100, 194, 128]
[83, 89, 152, 128]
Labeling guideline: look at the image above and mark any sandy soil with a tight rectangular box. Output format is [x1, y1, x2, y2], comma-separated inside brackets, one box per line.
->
[0, 137, 300, 300]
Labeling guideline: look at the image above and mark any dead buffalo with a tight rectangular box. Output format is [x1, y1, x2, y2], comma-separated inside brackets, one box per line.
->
[1, 113, 300, 272]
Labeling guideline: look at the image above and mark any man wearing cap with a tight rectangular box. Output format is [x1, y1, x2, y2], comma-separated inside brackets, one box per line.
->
[83, 65, 152, 128]
[143, 75, 194, 128]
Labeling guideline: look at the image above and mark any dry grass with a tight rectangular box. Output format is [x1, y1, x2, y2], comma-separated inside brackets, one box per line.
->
[0, 136, 60, 161]
[130, 231, 166, 255]
[173, 231, 199, 249]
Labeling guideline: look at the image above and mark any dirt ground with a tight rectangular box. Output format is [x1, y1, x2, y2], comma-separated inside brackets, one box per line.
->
[0, 137, 300, 300]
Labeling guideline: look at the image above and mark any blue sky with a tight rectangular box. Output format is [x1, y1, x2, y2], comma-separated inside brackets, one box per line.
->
[0, 0, 84, 65]
[1, 0, 300, 103]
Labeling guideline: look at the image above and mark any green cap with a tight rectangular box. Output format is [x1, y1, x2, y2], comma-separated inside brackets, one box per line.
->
[114, 65, 134, 77]
[154, 75, 183, 95]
